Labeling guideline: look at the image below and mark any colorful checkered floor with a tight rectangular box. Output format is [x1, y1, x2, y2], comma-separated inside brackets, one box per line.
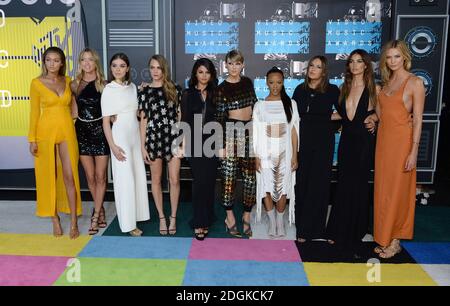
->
[1, 233, 449, 286]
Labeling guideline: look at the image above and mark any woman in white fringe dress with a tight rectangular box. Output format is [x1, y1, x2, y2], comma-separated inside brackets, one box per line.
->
[253, 67, 299, 238]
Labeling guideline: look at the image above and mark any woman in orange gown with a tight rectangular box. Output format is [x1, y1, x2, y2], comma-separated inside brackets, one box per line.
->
[28, 47, 82, 239]
[373, 40, 425, 258]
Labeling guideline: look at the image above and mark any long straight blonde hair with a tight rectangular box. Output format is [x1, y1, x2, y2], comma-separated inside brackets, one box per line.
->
[75, 48, 106, 93]
[149, 54, 178, 103]
[380, 40, 412, 85]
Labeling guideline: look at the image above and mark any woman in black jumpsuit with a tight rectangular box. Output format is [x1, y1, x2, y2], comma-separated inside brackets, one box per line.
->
[292, 55, 339, 242]
[180, 58, 219, 240]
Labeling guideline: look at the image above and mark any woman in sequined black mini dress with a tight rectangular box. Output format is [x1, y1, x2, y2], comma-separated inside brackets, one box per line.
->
[71, 48, 110, 235]
[138, 55, 182, 236]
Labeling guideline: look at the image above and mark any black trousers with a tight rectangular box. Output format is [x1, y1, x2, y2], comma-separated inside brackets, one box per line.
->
[189, 157, 218, 229]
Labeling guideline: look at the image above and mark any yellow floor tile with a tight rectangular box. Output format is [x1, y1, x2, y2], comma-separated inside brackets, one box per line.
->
[0, 234, 91, 257]
[304, 263, 437, 286]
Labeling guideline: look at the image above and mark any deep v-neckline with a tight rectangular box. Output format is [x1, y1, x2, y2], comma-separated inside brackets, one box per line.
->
[345, 88, 365, 122]
[38, 77, 68, 98]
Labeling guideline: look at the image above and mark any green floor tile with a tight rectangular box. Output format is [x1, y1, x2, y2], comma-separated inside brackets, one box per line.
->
[54, 258, 187, 286]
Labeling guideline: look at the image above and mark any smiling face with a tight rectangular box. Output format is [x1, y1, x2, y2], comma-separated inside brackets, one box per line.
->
[149, 59, 163, 82]
[266, 72, 283, 97]
[196, 65, 211, 87]
[44, 52, 64, 75]
[307, 58, 324, 81]
[110, 58, 129, 82]
[80, 51, 97, 74]
[348, 53, 367, 77]
[385, 47, 405, 72]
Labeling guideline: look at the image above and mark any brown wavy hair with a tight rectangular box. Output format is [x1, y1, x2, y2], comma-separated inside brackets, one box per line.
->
[40, 47, 66, 77]
[340, 49, 377, 108]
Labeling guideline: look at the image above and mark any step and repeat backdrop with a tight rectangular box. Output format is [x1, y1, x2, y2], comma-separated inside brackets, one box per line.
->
[0, 0, 447, 189]
[173, 0, 392, 180]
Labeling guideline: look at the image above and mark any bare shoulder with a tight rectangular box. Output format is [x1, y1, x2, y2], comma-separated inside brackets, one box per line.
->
[70, 79, 78, 92]
[407, 74, 424, 88]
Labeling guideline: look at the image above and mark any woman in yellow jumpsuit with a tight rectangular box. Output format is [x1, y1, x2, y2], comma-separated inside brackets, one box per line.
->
[28, 47, 82, 239]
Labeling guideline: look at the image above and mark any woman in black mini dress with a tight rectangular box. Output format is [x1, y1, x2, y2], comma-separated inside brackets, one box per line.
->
[71, 48, 110, 235]
[138, 55, 182, 236]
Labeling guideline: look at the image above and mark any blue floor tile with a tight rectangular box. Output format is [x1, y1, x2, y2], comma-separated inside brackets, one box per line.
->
[79, 236, 193, 259]
[403, 242, 450, 264]
[182, 260, 309, 286]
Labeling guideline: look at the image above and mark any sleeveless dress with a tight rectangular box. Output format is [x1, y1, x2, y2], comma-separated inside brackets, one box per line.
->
[374, 76, 416, 247]
[253, 99, 300, 224]
[75, 80, 110, 156]
[326, 88, 375, 248]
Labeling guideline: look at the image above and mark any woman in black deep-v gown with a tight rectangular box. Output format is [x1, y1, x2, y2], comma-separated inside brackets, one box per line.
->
[326, 49, 378, 254]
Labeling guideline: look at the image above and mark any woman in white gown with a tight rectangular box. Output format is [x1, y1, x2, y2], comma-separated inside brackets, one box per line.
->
[101, 53, 150, 236]
[253, 67, 300, 238]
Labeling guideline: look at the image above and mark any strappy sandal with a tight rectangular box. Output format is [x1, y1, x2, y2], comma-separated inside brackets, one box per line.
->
[374, 245, 386, 254]
[168, 216, 177, 235]
[296, 237, 306, 243]
[379, 243, 402, 259]
[52, 215, 63, 237]
[70, 221, 80, 240]
[98, 207, 107, 228]
[225, 219, 242, 238]
[88, 211, 100, 235]
[242, 218, 252, 237]
[159, 216, 168, 236]
[194, 229, 205, 241]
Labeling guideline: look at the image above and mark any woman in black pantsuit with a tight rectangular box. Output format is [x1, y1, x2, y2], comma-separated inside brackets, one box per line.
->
[292, 55, 340, 242]
[180, 58, 218, 240]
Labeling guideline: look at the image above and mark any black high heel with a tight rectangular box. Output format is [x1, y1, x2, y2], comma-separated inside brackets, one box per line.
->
[242, 218, 252, 237]
[225, 219, 242, 238]
[159, 216, 168, 235]
[194, 229, 205, 241]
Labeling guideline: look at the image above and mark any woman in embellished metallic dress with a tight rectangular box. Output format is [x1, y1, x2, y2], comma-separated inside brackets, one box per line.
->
[71, 48, 110, 235]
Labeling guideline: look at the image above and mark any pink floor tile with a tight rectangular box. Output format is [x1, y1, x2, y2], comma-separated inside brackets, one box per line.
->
[189, 238, 301, 262]
[0, 255, 71, 286]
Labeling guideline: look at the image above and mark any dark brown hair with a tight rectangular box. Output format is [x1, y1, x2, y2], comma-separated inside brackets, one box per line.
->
[303, 55, 329, 93]
[108, 53, 131, 83]
[340, 49, 377, 108]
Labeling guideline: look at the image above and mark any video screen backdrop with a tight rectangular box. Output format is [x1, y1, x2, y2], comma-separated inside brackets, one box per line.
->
[174, 0, 393, 166]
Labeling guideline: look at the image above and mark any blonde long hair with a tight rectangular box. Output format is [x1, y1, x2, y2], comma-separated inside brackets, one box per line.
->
[75, 48, 106, 92]
[380, 40, 412, 85]
[149, 55, 178, 103]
